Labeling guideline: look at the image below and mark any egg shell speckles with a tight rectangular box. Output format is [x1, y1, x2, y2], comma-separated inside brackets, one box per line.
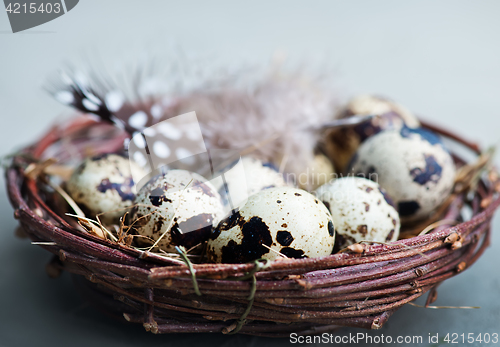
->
[211, 156, 291, 213]
[66, 153, 146, 224]
[349, 126, 456, 223]
[325, 95, 420, 172]
[206, 187, 335, 263]
[315, 177, 400, 250]
[131, 170, 224, 253]
[340, 94, 420, 131]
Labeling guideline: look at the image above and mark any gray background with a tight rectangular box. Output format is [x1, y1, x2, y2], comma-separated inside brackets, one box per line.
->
[1, 1, 500, 346]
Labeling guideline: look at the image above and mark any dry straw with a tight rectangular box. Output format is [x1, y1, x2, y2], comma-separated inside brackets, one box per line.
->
[5, 118, 500, 337]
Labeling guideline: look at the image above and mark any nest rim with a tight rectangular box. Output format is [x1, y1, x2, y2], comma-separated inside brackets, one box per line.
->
[5, 116, 500, 337]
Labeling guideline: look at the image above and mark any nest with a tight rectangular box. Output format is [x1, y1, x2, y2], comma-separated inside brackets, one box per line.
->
[5, 116, 500, 338]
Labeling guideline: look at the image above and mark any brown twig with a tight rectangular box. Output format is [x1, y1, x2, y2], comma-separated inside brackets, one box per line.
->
[5, 116, 499, 336]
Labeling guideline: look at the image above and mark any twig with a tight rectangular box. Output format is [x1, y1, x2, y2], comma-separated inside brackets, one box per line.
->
[262, 244, 288, 258]
[418, 219, 459, 236]
[49, 181, 85, 217]
[24, 158, 58, 180]
[66, 213, 117, 242]
[356, 240, 431, 259]
[407, 302, 480, 309]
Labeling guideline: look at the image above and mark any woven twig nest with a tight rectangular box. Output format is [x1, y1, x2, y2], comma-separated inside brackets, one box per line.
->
[6, 115, 500, 337]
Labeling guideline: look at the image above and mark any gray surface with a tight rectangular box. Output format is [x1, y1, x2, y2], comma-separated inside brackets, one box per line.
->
[1, 1, 500, 346]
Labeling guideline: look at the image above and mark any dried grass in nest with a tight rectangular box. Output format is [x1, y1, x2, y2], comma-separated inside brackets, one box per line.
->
[5, 117, 500, 337]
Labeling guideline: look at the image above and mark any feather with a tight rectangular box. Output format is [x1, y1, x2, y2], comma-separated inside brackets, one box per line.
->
[48, 71, 139, 136]
[167, 71, 338, 178]
[47, 63, 339, 179]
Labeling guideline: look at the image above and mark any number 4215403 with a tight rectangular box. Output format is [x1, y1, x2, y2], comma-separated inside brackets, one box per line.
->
[444, 333, 499, 344]
[6, 2, 61, 14]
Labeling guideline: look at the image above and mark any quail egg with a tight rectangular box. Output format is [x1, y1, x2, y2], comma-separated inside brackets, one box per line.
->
[324, 94, 420, 172]
[339, 94, 420, 129]
[207, 187, 335, 263]
[66, 153, 146, 225]
[211, 156, 290, 213]
[349, 126, 456, 223]
[131, 169, 224, 252]
[315, 177, 400, 250]
[298, 153, 336, 191]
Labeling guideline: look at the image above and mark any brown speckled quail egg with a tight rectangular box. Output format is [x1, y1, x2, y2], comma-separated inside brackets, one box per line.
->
[349, 126, 456, 223]
[324, 94, 420, 172]
[211, 156, 290, 213]
[206, 187, 335, 263]
[315, 177, 400, 250]
[66, 153, 146, 225]
[298, 153, 335, 191]
[131, 169, 224, 252]
[339, 94, 420, 130]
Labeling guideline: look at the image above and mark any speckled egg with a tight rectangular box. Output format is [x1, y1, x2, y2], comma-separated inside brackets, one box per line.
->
[339, 94, 420, 130]
[315, 177, 400, 250]
[349, 126, 456, 223]
[298, 153, 336, 191]
[66, 153, 146, 225]
[206, 187, 335, 263]
[211, 156, 290, 213]
[131, 169, 224, 252]
[324, 94, 420, 172]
